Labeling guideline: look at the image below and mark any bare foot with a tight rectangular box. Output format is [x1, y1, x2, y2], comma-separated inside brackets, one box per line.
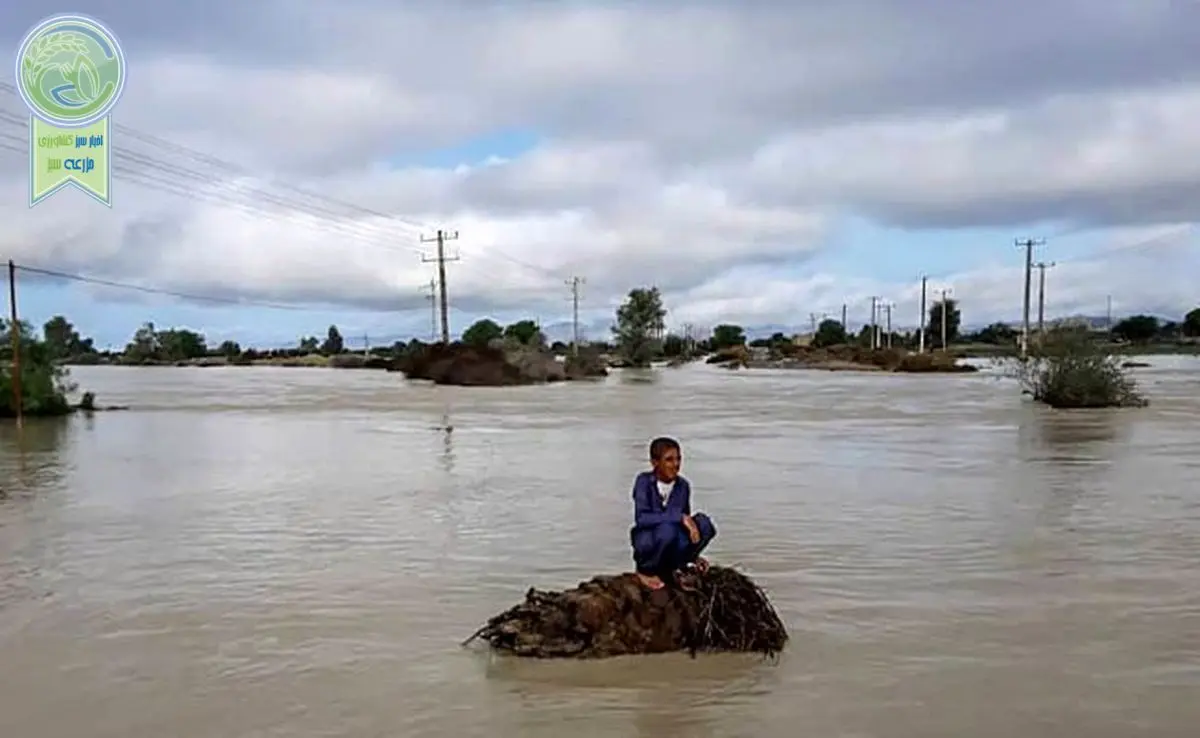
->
[674, 570, 699, 591]
[636, 572, 665, 590]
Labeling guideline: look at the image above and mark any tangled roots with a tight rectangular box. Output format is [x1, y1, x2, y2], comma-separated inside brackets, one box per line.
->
[464, 566, 788, 659]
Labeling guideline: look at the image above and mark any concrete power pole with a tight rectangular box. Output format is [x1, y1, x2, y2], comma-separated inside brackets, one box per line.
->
[884, 302, 893, 348]
[809, 312, 821, 335]
[1015, 237, 1045, 359]
[841, 303, 847, 333]
[1035, 261, 1056, 335]
[421, 229, 460, 344]
[918, 275, 928, 353]
[419, 278, 437, 342]
[566, 276, 585, 355]
[873, 296, 883, 350]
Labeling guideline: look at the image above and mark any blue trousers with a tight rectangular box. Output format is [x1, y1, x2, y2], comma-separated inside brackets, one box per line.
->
[631, 513, 716, 576]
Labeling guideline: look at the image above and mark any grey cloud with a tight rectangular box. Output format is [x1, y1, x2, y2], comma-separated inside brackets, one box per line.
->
[1, 0, 1198, 325]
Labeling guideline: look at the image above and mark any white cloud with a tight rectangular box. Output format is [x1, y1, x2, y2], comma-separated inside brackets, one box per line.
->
[0, 0, 1197, 333]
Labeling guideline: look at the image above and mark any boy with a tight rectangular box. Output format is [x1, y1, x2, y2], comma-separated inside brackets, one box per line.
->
[629, 436, 717, 590]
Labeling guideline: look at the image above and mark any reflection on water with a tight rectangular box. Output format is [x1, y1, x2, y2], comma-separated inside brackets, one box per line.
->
[1, 359, 1198, 737]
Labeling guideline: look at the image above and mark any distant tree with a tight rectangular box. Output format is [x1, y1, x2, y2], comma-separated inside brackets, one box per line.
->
[298, 336, 319, 353]
[218, 340, 241, 359]
[41, 315, 94, 360]
[1111, 314, 1159, 344]
[321, 325, 344, 355]
[662, 333, 685, 357]
[157, 328, 207, 361]
[550, 340, 568, 354]
[710, 324, 746, 350]
[123, 322, 160, 363]
[974, 322, 1016, 345]
[926, 298, 961, 349]
[503, 319, 543, 346]
[612, 287, 667, 367]
[1183, 307, 1200, 337]
[812, 319, 847, 348]
[462, 318, 503, 347]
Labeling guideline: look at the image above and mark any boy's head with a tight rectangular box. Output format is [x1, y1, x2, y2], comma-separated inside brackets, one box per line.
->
[649, 436, 682, 482]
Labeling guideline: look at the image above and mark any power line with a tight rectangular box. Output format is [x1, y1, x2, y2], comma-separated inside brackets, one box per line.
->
[9, 263, 315, 310]
[421, 230, 459, 343]
[0, 81, 430, 235]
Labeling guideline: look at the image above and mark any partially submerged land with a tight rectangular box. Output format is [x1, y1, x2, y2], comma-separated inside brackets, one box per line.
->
[703, 344, 980, 373]
[465, 565, 788, 659]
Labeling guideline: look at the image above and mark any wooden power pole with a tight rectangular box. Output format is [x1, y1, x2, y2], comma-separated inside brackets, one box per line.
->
[7, 260, 21, 427]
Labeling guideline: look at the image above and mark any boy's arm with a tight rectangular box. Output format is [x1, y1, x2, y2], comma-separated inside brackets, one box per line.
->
[632, 473, 682, 527]
[678, 476, 692, 516]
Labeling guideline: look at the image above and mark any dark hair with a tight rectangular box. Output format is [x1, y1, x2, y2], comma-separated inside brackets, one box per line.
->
[649, 436, 681, 460]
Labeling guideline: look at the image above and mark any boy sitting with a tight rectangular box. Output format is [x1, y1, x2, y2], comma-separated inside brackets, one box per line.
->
[629, 436, 717, 590]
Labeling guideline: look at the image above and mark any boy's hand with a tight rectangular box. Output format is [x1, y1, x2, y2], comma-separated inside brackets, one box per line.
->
[695, 556, 709, 574]
[682, 515, 701, 544]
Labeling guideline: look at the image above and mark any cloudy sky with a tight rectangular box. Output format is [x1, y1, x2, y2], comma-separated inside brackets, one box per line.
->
[1, 0, 1198, 349]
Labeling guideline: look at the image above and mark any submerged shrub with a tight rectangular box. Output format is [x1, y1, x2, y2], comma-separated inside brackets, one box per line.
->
[1015, 328, 1146, 409]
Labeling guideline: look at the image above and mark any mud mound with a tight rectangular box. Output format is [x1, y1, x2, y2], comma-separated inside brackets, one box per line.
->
[395, 342, 528, 386]
[464, 566, 787, 659]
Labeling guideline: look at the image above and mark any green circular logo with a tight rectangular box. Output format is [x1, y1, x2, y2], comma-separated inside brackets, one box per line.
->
[15, 13, 126, 128]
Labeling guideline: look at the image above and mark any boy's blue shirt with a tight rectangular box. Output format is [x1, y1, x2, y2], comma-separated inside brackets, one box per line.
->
[630, 470, 691, 530]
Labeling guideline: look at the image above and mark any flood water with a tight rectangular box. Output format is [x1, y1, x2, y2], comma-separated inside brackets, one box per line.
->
[1, 358, 1198, 737]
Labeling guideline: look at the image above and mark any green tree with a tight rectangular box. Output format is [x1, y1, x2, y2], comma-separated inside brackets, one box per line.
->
[926, 298, 961, 349]
[812, 319, 847, 348]
[1, 318, 75, 417]
[1182, 307, 1200, 337]
[298, 336, 319, 353]
[42, 315, 94, 360]
[321, 325, 344, 355]
[974, 322, 1016, 345]
[462, 318, 503, 347]
[710, 324, 746, 350]
[662, 333, 685, 357]
[612, 287, 667, 367]
[218, 340, 242, 359]
[503, 319, 543, 346]
[158, 329, 207, 361]
[1111, 314, 1159, 343]
[123, 322, 160, 363]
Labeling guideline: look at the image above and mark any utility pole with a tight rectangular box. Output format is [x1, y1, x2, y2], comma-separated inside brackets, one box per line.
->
[1015, 237, 1045, 359]
[7, 260, 21, 427]
[884, 302, 893, 348]
[869, 296, 879, 349]
[840, 303, 847, 333]
[940, 288, 951, 351]
[1035, 261, 1056, 334]
[566, 276, 585, 355]
[918, 275, 928, 353]
[1106, 295, 1113, 332]
[809, 312, 821, 335]
[419, 278, 437, 342]
[421, 229, 460, 343]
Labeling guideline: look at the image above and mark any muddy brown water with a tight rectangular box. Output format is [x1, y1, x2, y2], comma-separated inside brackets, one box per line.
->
[1, 359, 1198, 737]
